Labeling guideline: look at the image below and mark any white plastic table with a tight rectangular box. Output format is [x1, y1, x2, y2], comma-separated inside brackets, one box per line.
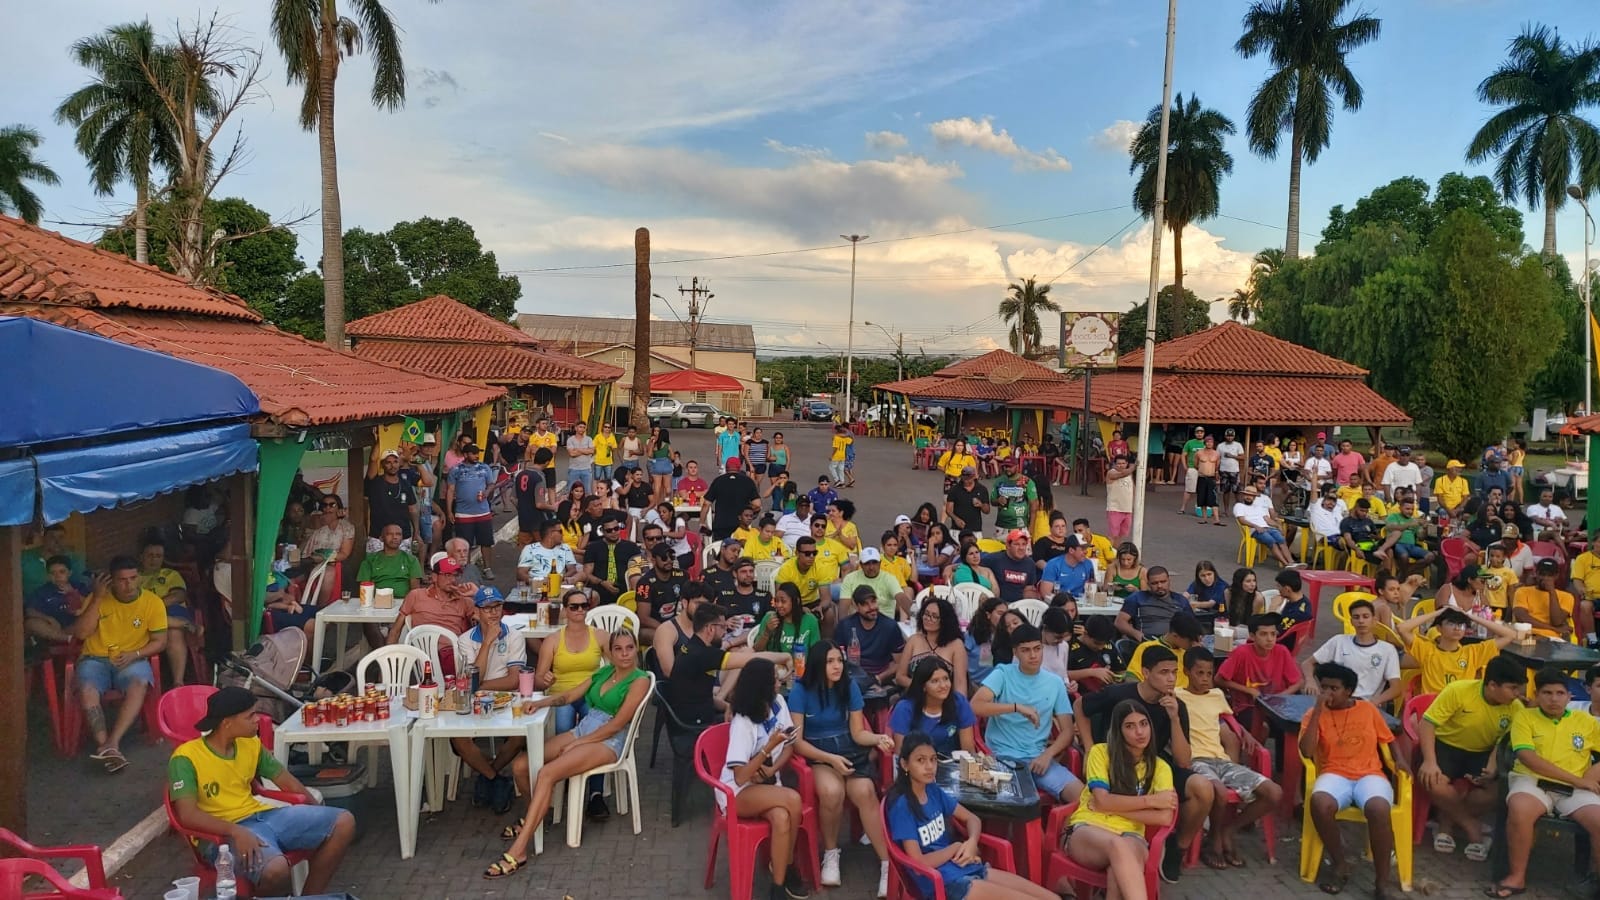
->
[503, 613, 560, 641]
[405, 701, 551, 858]
[310, 599, 401, 674]
[272, 697, 417, 858]
[1076, 598, 1125, 617]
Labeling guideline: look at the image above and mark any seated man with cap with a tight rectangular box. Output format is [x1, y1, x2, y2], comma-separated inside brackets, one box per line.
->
[168, 687, 355, 896]
[386, 555, 475, 674]
[980, 529, 1042, 602]
[840, 546, 913, 619]
[1513, 558, 1592, 641]
[452, 586, 528, 812]
[1039, 535, 1097, 599]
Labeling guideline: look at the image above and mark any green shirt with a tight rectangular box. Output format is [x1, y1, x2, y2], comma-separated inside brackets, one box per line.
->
[841, 569, 907, 618]
[1183, 438, 1205, 467]
[755, 612, 822, 654]
[991, 476, 1038, 529]
[357, 550, 422, 598]
[1384, 512, 1421, 545]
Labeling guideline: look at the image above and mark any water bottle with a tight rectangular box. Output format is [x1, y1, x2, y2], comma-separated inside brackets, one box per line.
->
[848, 630, 862, 667]
[214, 844, 237, 900]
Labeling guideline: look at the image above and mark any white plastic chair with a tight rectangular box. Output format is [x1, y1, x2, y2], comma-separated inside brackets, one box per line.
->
[552, 673, 656, 847]
[947, 583, 989, 624]
[754, 560, 781, 595]
[911, 584, 952, 613]
[1008, 597, 1049, 628]
[701, 540, 722, 574]
[353, 645, 427, 786]
[586, 605, 639, 636]
[403, 625, 454, 680]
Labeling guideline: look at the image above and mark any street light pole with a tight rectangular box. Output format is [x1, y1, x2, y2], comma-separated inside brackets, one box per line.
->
[841, 234, 868, 422]
[1570, 186, 1595, 459]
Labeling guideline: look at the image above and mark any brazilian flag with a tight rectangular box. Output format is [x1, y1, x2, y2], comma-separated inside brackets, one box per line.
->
[403, 417, 426, 445]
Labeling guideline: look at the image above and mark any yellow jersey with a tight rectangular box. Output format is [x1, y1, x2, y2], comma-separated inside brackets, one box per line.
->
[1070, 743, 1173, 836]
[938, 452, 977, 478]
[168, 736, 283, 824]
[1422, 678, 1518, 753]
[593, 432, 618, 466]
[1126, 638, 1188, 687]
[826, 520, 860, 550]
[1335, 485, 1363, 510]
[775, 556, 840, 607]
[1513, 585, 1577, 638]
[141, 567, 187, 602]
[1482, 565, 1518, 610]
[1510, 705, 1600, 778]
[731, 525, 761, 546]
[814, 537, 851, 571]
[1572, 552, 1600, 600]
[1433, 475, 1471, 511]
[529, 430, 559, 467]
[831, 434, 852, 462]
[881, 554, 914, 586]
[82, 589, 168, 659]
[744, 535, 789, 562]
[1082, 533, 1115, 565]
[1407, 636, 1501, 695]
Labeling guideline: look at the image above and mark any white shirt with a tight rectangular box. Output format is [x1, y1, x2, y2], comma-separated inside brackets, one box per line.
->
[720, 696, 794, 808]
[1505, 543, 1535, 579]
[1381, 462, 1423, 494]
[1303, 455, 1332, 485]
[1308, 501, 1347, 539]
[517, 541, 577, 581]
[1234, 501, 1271, 530]
[1527, 503, 1567, 525]
[1312, 634, 1400, 701]
[455, 621, 528, 681]
[645, 510, 692, 557]
[1217, 441, 1244, 474]
[776, 512, 812, 549]
[1105, 469, 1135, 513]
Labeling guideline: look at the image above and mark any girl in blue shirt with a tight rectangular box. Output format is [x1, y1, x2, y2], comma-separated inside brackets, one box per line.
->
[888, 656, 975, 757]
[1187, 560, 1226, 626]
[885, 733, 1059, 900]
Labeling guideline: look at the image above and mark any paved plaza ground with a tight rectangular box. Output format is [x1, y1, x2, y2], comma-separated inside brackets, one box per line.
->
[24, 422, 1588, 897]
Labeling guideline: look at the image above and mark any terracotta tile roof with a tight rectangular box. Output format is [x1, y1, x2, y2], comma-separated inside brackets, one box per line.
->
[353, 340, 622, 386]
[1116, 321, 1367, 377]
[1026, 370, 1410, 426]
[347, 295, 536, 345]
[15, 304, 503, 428]
[936, 349, 1065, 382]
[0, 215, 259, 321]
[875, 349, 1067, 404]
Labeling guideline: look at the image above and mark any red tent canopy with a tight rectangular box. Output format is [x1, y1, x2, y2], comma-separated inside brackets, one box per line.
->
[650, 369, 743, 392]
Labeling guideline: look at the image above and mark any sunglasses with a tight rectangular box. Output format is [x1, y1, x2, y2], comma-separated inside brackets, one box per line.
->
[798, 550, 817, 557]
[566, 602, 590, 611]
[644, 534, 662, 541]
[603, 526, 622, 533]
[321, 502, 338, 509]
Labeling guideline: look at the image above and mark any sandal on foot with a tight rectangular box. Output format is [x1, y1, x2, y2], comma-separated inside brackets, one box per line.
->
[1319, 868, 1349, 895]
[103, 754, 129, 774]
[500, 818, 526, 840]
[1464, 839, 1491, 862]
[1200, 850, 1229, 870]
[484, 853, 528, 879]
[1483, 885, 1525, 899]
[1225, 851, 1246, 868]
[89, 746, 119, 761]
[1434, 832, 1457, 853]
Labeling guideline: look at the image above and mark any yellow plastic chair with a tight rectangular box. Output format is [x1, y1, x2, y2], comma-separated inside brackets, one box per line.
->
[1309, 535, 1341, 571]
[1298, 743, 1413, 892]
[1408, 597, 1435, 619]
[1331, 591, 1380, 633]
[1344, 544, 1377, 576]
[1237, 520, 1264, 567]
[615, 590, 638, 614]
[975, 538, 1005, 554]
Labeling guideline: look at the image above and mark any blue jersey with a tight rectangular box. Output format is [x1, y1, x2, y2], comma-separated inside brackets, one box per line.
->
[447, 462, 496, 519]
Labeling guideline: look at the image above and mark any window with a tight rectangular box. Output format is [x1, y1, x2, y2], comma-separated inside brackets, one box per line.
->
[694, 391, 708, 402]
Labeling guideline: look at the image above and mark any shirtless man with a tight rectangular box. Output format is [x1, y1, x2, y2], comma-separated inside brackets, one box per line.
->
[1194, 436, 1223, 526]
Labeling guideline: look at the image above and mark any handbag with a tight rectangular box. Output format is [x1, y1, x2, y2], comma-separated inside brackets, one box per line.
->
[808, 732, 872, 774]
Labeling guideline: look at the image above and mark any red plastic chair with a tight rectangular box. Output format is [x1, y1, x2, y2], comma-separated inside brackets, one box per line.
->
[1440, 538, 1469, 583]
[879, 796, 1016, 900]
[695, 723, 823, 900]
[164, 786, 312, 898]
[686, 531, 704, 581]
[1183, 714, 1278, 867]
[0, 828, 118, 899]
[157, 685, 276, 751]
[1399, 692, 1464, 846]
[61, 656, 163, 756]
[26, 642, 78, 755]
[1044, 799, 1175, 900]
[787, 753, 872, 845]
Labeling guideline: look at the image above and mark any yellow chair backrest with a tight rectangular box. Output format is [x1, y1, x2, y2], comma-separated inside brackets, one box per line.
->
[1409, 596, 1435, 619]
[975, 538, 1005, 554]
[615, 590, 637, 614]
[1332, 591, 1379, 633]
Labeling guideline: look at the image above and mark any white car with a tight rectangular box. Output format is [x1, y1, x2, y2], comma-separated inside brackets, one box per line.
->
[646, 397, 683, 420]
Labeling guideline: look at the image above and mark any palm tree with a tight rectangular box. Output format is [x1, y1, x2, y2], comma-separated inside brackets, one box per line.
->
[1466, 25, 1600, 258]
[998, 277, 1059, 358]
[0, 126, 60, 224]
[1131, 92, 1235, 335]
[272, 0, 418, 349]
[1225, 288, 1259, 322]
[55, 22, 181, 265]
[1236, 0, 1382, 259]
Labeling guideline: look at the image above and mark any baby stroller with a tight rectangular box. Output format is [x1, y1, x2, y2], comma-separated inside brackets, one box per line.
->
[214, 629, 314, 724]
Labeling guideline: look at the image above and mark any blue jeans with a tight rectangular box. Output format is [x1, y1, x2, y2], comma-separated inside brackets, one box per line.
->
[1253, 527, 1286, 546]
[77, 656, 154, 693]
[592, 464, 614, 484]
[567, 468, 594, 491]
[554, 700, 589, 734]
[203, 804, 349, 884]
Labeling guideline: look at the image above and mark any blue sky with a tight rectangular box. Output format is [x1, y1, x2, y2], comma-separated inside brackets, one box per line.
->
[3, 0, 1594, 356]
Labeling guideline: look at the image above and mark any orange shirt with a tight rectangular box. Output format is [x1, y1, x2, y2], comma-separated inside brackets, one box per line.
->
[397, 585, 474, 635]
[1313, 700, 1393, 780]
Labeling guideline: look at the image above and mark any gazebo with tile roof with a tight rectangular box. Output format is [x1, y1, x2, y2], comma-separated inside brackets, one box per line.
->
[347, 295, 622, 431]
[873, 349, 1070, 441]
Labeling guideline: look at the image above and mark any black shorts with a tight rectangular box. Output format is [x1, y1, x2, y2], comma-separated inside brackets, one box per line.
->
[1173, 764, 1194, 800]
[1434, 741, 1490, 781]
[752, 463, 769, 475]
[454, 518, 495, 548]
[542, 467, 557, 490]
[1196, 476, 1218, 508]
[768, 464, 787, 478]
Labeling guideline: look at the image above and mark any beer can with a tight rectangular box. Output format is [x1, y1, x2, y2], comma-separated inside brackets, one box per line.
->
[376, 698, 391, 720]
[302, 703, 320, 727]
[334, 702, 350, 727]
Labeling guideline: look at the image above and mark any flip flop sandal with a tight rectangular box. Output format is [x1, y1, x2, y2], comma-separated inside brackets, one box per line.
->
[1200, 850, 1229, 870]
[1483, 886, 1525, 899]
[1464, 840, 1492, 863]
[89, 747, 118, 761]
[500, 818, 526, 840]
[1226, 851, 1247, 868]
[103, 754, 130, 774]
[1319, 868, 1349, 895]
[1433, 832, 1457, 853]
[483, 853, 527, 879]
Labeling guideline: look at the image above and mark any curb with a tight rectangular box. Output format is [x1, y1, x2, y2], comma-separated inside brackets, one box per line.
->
[71, 806, 166, 888]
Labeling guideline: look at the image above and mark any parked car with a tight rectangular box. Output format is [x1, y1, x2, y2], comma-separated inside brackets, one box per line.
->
[646, 397, 683, 420]
[676, 403, 725, 428]
[805, 401, 836, 422]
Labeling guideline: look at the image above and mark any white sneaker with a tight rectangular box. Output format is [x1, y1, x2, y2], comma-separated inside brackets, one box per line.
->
[877, 860, 889, 898]
[821, 849, 842, 887]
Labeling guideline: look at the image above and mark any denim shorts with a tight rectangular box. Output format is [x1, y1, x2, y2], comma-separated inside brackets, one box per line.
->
[649, 458, 674, 476]
[1393, 543, 1428, 560]
[573, 707, 626, 757]
[1000, 756, 1082, 800]
[1253, 527, 1286, 546]
[77, 656, 154, 693]
[203, 804, 348, 883]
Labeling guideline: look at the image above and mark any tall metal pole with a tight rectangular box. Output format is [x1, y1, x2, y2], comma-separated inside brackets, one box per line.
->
[1130, 0, 1178, 550]
[841, 234, 868, 421]
[1571, 187, 1595, 458]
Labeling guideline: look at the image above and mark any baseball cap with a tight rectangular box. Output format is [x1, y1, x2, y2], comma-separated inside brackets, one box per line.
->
[1063, 534, 1085, 550]
[1193, 426, 1204, 434]
[463, 443, 481, 454]
[650, 542, 675, 560]
[195, 686, 256, 733]
[1501, 524, 1521, 540]
[859, 547, 883, 563]
[1447, 459, 1465, 468]
[1002, 456, 1020, 467]
[1316, 431, 1326, 440]
[433, 557, 463, 575]
[961, 465, 977, 475]
[1006, 528, 1029, 543]
[722, 534, 746, 546]
[1537, 558, 1560, 574]
[893, 514, 912, 525]
[1399, 446, 1412, 454]
[381, 448, 402, 460]
[422, 433, 438, 445]
[725, 457, 743, 471]
[1224, 429, 1235, 437]
[474, 585, 505, 607]
[429, 551, 449, 570]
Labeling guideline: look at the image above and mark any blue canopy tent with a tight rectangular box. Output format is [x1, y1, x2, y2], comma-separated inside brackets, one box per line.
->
[0, 317, 261, 523]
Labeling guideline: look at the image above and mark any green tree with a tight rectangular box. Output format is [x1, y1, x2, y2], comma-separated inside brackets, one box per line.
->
[272, 0, 423, 349]
[1236, 0, 1382, 258]
[998, 277, 1059, 358]
[54, 22, 181, 265]
[1466, 25, 1600, 257]
[1117, 284, 1211, 356]
[0, 126, 60, 224]
[1130, 92, 1235, 333]
[387, 217, 521, 320]
[1526, 260, 1587, 414]
[1321, 176, 1433, 247]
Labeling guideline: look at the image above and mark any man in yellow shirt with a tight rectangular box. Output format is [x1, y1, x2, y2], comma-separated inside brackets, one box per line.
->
[828, 424, 852, 486]
[527, 416, 559, 489]
[1497, 669, 1600, 897]
[592, 421, 619, 484]
[169, 687, 355, 894]
[1178, 647, 1280, 868]
[775, 535, 841, 629]
[1335, 472, 1365, 512]
[1433, 460, 1472, 519]
[75, 555, 167, 771]
[1071, 517, 1116, 565]
[1570, 539, 1600, 605]
[1513, 559, 1591, 641]
[1396, 605, 1515, 694]
[808, 515, 854, 576]
[1416, 657, 1524, 861]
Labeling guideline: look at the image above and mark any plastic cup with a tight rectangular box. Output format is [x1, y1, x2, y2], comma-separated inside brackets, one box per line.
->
[173, 876, 200, 900]
[166, 891, 188, 900]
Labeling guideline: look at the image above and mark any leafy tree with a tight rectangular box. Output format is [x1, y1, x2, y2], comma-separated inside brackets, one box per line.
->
[55, 22, 182, 265]
[1117, 285, 1211, 356]
[1321, 176, 1433, 248]
[998, 277, 1059, 358]
[1466, 25, 1600, 257]
[0, 126, 60, 224]
[1525, 260, 1587, 414]
[1131, 93, 1235, 332]
[756, 354, 951, 407]
[1236, 0, 1381, 258]
[387, 217, 520, 320]
[272, 0, 427, 349]
[279, 271, 328, 340]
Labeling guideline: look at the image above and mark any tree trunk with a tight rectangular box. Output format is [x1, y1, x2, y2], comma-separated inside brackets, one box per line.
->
[1543, 189, 1559, 258]
[318, 42, 345, 348]
[1285, 125, 1304, 259]
[631, 227, 652, 429]
[1169, 221, 1186, 336]
[134, 178, 149, 266]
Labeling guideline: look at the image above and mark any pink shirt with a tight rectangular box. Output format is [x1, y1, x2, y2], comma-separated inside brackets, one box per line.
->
[1331, 451, 1366, 485]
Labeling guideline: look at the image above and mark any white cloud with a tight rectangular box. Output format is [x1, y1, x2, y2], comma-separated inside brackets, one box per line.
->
[866, 130, 909, 151]
[764, 139, 832, 161]
[1092, 119, 1141, 154]
[928, 117, 1071, 172]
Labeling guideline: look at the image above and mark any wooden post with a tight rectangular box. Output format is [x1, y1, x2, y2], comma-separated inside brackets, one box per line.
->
[0, 524, 27, 835]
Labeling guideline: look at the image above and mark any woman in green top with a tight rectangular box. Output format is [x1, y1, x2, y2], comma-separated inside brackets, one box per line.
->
[754, 582, 821, 654]
[647, 426, 674, 504]
[944, 543, 998, 594]
[489, 629, 651, 878]
[769, 431, 790, 477]
[1102, 542, 1147, 598]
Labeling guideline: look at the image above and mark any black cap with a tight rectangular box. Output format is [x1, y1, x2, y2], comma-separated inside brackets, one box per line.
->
[1537, 558, 1560, 574]
[650, 542, 675, 560]
[196, 686, 256, 733]
[463, 443, 482, 454]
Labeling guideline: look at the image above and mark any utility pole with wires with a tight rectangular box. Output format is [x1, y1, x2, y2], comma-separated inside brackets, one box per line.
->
[677, 277, 713, 371]
[841, 233, 868, 420]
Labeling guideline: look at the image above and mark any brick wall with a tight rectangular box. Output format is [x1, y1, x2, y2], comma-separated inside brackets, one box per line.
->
[82, 492, 185, 567]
